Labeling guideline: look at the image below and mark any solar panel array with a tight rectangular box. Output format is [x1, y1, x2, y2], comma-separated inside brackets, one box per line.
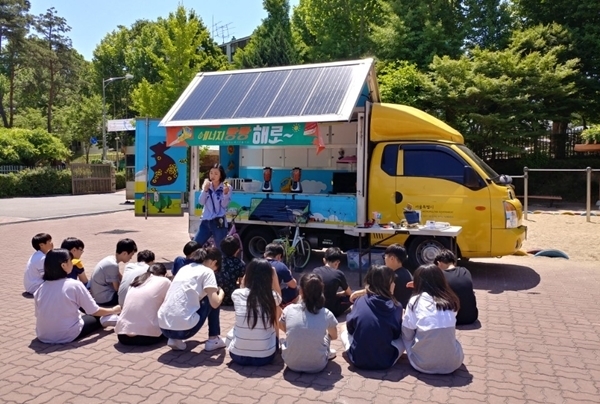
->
[171, 65, 356, 122]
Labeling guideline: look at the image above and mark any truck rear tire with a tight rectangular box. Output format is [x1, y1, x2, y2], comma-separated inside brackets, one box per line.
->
[243, 227, 276, 260]
[407, 236, 449, 269]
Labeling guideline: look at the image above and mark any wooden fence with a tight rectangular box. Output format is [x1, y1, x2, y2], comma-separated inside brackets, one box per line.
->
[71, 164, 115, 195]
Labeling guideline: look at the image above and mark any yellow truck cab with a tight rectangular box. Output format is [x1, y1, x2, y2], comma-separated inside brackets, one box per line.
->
[366, 103, 526, 266]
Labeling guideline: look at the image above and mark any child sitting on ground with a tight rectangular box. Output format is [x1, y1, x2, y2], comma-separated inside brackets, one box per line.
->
[34, 249, 121, 344]
[172, 241, 201, 277]
[24, 233, 54, 295]
[116, 263, 171, 346]
[264, 243, 298, 307]
[434, 250, 478, 325]
[216, 236, 246, 306]
[89, 239, 137, 307]
[402, 264, 464, 374]
[342, 265, 403, 370]
[60, 237, 89, 286]
[280, 273, 338, 373]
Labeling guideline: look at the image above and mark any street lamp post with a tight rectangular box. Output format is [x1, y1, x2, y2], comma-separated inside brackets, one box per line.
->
[102, 73, 134, 161]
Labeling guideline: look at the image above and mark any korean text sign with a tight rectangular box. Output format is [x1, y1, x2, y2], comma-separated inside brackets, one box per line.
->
[166, 123, 321, 147]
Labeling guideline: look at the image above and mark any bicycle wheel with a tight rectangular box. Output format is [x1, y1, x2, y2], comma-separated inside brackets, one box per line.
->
[293, 239, 311, 269]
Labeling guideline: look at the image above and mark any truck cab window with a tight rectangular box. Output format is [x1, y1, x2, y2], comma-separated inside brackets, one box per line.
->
[381, 144, 399, 176]
[403, 148, 466, 185]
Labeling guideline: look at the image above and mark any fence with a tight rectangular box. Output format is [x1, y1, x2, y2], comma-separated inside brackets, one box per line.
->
[0, 165, 66, 174]
[475, 128, 585, 161]
[521, 167, 599, 222]
[71, 164, 115, 195]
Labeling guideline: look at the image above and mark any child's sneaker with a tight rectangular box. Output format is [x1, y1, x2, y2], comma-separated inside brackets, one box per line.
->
[99, 314, 118, 327]
[328, 348, 337, 360]
[167, 338, 186, 351]
[205, 337, 226, 352]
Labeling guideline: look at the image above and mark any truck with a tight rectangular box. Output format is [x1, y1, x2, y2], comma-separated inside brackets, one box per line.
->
[134, 58, 527, 268]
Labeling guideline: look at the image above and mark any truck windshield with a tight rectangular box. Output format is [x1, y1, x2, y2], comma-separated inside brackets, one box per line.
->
[457, 145, 500, 181]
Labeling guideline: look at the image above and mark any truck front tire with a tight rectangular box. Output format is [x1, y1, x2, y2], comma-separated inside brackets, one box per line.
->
[407, 236, 449, 269]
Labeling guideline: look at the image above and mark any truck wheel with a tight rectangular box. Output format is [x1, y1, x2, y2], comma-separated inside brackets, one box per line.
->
[407, 236, 449, 269]
[243, 227, 276, 260]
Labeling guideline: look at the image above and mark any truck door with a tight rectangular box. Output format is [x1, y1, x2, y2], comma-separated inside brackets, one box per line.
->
[392, 143, 492, 256]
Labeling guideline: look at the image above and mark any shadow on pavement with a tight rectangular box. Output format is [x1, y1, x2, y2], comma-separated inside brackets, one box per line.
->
[94, 229, 141, 235]
[411, 363, 473, 387]
[157, 341, 227, 368]
[340, 354, 473, 387]
[457, 320, 482, 331]
[282, 361, 343, 390]
[466, 261, 541, 294]
[113, 340, 166, 353]
[28, 330, 113, 353]
[226, 355, 285, 377]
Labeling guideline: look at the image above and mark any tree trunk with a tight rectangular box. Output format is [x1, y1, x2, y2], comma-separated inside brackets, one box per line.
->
[84, 142, 91, 164]
[8, 65, 15, 128]
[47, 62, 54, 133]
[551, 121, 568, 159]
[0, 94, 9, 128]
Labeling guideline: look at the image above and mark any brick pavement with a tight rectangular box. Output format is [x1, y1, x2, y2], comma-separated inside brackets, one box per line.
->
[1, 211, 599, 403]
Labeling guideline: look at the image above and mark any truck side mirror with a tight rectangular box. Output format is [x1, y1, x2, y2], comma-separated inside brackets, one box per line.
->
[464, 166, 482, 189]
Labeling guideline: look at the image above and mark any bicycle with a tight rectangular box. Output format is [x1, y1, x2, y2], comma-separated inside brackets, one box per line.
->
[203, 206, 247, 261]
[273, 207, 312, 271]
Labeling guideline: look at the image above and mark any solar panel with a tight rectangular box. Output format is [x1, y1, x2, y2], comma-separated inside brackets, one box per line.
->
[233, 70, 291, 118]
[171, 75, 229, 122]
[162, 59, 375, 127]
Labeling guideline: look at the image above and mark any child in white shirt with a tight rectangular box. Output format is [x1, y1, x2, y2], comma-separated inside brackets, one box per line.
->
[24, 233, 53, 295]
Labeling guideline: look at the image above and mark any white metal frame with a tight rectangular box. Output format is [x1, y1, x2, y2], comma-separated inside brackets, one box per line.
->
[160, 59, 375, 128]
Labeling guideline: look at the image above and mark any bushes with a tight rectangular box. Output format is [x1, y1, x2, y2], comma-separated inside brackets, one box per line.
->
[0, 166, 126, 198]
[0, 168, 72, 198]
[115, 171, 126, 190]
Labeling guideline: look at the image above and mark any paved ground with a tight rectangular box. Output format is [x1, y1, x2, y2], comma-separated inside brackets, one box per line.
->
[0, 191, 133, 225]
[1, 210, 599, 403]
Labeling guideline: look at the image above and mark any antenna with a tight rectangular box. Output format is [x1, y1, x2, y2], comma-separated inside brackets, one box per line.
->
[212, 21, 234, 44]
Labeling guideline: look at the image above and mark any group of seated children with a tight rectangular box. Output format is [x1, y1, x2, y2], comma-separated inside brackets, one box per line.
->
[26, 230, 478, 375]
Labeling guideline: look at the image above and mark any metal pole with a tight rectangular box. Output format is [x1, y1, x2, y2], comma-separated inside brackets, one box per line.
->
[523, 167, 529, 220]
[586, 167, 592, 223]
[102, 80, 107, 161]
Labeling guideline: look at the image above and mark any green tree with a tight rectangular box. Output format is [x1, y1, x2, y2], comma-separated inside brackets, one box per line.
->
[130, 6, 227, 117]
[0, 0, 31, 127]
[27, 7, 75, 133]
[59, 94, 103, 163]
[91, 22, 152, 121]
[515, 0, 600, 122]
[234, 0, 298, 68]
[421, 25, 580, 158]
[376, 60, 428, 107]
[372, 0, 465, 68]
[292, 0, 384, 63]
[12, 106, 45, 129]
[463, 0, 513, 51]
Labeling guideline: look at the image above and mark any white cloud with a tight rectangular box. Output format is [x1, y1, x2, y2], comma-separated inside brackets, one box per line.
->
[301, 180, 327, 194]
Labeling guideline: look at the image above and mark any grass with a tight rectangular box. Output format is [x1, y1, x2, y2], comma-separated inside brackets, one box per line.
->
[71, 152, 120, 164]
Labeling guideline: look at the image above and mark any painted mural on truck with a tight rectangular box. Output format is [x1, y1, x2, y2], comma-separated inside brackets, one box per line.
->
[134, 119, 187, 216]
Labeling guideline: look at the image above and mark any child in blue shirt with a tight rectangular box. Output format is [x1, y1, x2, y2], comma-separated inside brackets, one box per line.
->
[342, 265, 403, 370]
[172, 241, 201, 277]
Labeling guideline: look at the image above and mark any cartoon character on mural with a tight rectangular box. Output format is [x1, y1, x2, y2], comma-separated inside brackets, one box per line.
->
[148, 188, 173, 213]
[149, 141, 178, 186]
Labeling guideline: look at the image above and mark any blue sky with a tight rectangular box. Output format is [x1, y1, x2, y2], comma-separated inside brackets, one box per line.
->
[29, 0, 300, 61]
